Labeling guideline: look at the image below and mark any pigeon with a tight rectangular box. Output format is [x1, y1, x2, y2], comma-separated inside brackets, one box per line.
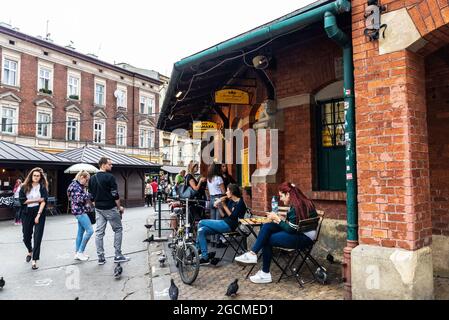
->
[144, 224, 153, 230]
[114, 263, 123, 279]
[326, 253, 335, 264]
[74, 297, 79, 300]
[143, 234, 154, 243]
[158, 255, 166, 267]
[225, 279, 239, 297]
[169, 278, 179, 301]
[0, 277, 5, 289]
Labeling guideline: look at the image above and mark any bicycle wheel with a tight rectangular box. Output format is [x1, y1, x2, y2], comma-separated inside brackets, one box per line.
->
[177, 243, 200, 285]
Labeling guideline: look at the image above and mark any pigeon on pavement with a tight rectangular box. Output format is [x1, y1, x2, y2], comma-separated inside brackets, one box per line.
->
[225, 279, 239, 297]
[169, 278, 179, 300]
[114, 263, 123, 279]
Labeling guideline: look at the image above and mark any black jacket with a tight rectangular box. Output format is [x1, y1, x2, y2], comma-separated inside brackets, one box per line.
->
[19, 184, 49, 214]
[88, 171, 120, 210]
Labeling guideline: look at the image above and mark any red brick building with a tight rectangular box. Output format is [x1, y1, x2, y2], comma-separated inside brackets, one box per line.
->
[0, 23, 163, 161]
[158, 0, 448, 299]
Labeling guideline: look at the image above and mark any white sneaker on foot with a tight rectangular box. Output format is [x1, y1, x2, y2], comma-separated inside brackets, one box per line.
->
[235, 251, 257, 264]
[75, 252, 89, 261]
[250, 270, 272, 284]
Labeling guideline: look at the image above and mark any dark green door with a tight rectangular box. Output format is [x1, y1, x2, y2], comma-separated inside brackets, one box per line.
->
[317, 100, 346, 191]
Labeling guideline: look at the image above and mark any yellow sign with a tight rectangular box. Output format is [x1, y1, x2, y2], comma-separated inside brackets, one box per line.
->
[215, 89, 250, 105]
[193, 121, 218, 133]
[242, 148, 250, 187]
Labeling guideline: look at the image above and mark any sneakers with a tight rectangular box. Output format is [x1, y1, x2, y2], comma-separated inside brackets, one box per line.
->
[235, 251, 257, 264]
[199, 257, 210, 265]
[74, 252, 89, 261]
[250, 270, 272, 284]
[98, 256, 106, 265]
[114, 255, 130, 263]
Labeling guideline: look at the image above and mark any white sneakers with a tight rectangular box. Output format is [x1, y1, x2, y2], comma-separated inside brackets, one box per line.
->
[250, 270, 272, 284]
[235, 252, 257, 264]
[74, 252, 89, 261]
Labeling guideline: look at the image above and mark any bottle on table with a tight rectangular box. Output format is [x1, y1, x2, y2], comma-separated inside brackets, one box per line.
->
[271, 196, 279, 214]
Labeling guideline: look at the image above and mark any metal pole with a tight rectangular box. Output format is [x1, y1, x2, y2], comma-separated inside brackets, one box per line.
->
[154, 189, 168, 242]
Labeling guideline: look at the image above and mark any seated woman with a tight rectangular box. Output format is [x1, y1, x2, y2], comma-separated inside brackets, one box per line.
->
[235, 182, 317, 284]
[196, 184, 247, 265]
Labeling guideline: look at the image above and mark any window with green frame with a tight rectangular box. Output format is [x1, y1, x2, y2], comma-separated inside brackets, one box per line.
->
[316, 99, 346, 191]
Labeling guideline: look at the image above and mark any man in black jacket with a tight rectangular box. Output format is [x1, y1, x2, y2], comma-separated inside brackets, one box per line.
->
[89, 157, 129, 265]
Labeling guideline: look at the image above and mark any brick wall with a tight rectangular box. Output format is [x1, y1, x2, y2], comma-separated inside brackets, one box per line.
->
[351, 0, 449, 250]
[0, 46, 160, 152]
[426, 45, 449, 236]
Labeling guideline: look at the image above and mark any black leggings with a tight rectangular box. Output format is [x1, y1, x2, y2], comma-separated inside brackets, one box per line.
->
[22, 206, 46, 261]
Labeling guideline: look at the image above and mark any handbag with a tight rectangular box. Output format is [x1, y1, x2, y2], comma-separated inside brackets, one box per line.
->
[178, 174, 198, 199]
[179, 184, 197, 199]
[87, 210, 96, 224]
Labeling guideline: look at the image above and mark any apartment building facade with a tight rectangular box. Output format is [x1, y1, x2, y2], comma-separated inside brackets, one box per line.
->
[0, 24, 163, 160]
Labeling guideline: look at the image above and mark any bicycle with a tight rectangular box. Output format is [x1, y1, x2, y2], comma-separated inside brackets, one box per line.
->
[167, 197, 206, 285]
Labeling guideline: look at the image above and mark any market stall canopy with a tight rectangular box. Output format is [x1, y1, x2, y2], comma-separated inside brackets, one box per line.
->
[64, 163, 99, 174]
[0, 140, 73, 165]
[161, 165, 186, 175]
[58, 146, 160, 169]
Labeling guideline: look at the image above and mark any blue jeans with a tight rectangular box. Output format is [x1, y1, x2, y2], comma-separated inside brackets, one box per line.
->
[209, 195, 222, 243]
[196, 219, 231, 259]
[75, 214, 94, 253]
[252, 223, 313, 273]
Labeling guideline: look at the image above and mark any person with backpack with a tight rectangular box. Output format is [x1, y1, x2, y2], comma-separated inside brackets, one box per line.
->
[144, 180, 153, 207]
[88, 157, 129, 265]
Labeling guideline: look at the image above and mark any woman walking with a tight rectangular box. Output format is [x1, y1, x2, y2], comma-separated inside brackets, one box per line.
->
[67, 170, 93, 261]
[13, 179, 22, 226]
[19, 167, 49, 270]
[235, 182, 318, 284]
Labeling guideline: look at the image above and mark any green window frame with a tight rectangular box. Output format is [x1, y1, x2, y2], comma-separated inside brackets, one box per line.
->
[316, 99, 346, 191]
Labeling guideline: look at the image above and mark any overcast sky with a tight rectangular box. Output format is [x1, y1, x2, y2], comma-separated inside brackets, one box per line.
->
[1, 0, 315, 77]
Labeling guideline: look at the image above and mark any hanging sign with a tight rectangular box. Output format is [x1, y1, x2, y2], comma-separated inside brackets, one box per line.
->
[215, 89, 250, 105]
[193, 121, 218, 133]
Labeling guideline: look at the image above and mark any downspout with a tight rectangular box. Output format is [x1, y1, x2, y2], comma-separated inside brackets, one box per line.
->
[324, 12, 358, 300]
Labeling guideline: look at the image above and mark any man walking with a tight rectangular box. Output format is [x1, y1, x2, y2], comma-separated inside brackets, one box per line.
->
[89, 157, 130, 265]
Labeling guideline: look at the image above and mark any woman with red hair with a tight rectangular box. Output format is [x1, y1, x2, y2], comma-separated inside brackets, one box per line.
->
[235, 182, 318, 284]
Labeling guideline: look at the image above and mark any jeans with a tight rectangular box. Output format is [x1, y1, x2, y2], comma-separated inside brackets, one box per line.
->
[209, 195, 222, 244]
[196, 219, 231, 259]
[14, 205, 22, 223]
[75, 213, 94, 253]
[252, 222, 313, 273]
[95, 207, 123, 258]
[22, 206, 46, 261]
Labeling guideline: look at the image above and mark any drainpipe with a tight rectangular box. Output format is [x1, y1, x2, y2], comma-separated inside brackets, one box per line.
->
[324, 12, 358, 300]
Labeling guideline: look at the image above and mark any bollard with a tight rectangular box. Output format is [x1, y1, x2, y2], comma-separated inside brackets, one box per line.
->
[154, 190, 168, 242]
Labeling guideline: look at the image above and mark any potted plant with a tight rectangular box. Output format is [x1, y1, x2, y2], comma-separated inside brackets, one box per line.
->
[39, 88, 52, 95]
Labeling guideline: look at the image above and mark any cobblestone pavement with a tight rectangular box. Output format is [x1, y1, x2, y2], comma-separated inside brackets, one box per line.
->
[148, 203, 449, 301]
[170, 259, 344, 300]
